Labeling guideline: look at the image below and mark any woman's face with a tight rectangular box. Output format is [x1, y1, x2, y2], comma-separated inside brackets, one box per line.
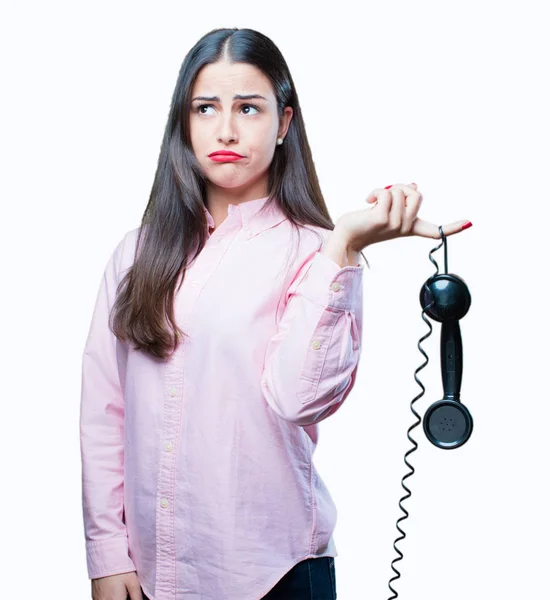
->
[189, 60, 293, 196]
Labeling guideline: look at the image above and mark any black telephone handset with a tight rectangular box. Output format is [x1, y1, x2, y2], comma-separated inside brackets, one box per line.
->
[387, 225, 473, 598]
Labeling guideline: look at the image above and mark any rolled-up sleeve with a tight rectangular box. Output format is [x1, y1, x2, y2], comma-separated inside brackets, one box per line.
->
[79, 233, 137, 579]
[261, 248, 364, 427]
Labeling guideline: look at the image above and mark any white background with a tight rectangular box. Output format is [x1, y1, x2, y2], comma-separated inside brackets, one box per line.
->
[1, 1, 548, 598]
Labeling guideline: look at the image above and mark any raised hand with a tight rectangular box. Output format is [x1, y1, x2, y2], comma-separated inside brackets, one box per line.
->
[335, 182, 472, 252]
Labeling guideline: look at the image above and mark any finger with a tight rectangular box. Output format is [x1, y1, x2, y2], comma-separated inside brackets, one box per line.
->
[127, 585, 143, 600]
[388, 186, 405, 228]
[367, 184, 418, 204]
[365, 190, 379, 204]
[370, 188, 393, 214]
[365, 193, 382, 208]
[402, 192, 423, 233]
[412, 218, 472, 239]
[365, 187, 397, 204]
[388, 183, 418, 199]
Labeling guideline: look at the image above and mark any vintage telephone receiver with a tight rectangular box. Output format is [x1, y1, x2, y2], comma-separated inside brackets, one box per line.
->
[387, 225, 473, 599]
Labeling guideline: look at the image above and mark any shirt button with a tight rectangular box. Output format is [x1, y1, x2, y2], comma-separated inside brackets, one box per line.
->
[160, 498, 169, 508]
[169, 387, 177, 397]
[165, 441, 173, 452]
[312, 340, 321, 350]
[330, 282, 341, 291]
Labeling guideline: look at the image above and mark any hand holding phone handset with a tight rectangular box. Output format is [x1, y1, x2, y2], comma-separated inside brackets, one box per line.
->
[387, 225, 473, 600]
[333, 182, 473, 597]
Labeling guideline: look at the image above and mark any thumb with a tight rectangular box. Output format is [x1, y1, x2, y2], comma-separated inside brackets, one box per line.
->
[126, 583, 143, 600]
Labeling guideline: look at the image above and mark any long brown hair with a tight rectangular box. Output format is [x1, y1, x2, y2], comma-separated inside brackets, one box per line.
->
[111, 27, 368, 360]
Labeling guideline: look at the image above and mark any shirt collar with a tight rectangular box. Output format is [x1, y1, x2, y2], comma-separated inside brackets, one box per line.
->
[203, 195, 287, 239]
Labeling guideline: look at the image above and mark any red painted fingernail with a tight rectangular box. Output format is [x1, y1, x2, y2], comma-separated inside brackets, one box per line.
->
[384, 184, 393, 189]
[462, 221, 473, 230]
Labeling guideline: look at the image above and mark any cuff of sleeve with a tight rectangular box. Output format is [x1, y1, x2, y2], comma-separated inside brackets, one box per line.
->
[86, 534, 136, 580]
[299, 251, 364, 311]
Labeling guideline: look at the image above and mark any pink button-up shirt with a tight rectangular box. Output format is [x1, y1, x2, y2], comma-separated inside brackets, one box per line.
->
[80, 195, 365, 600]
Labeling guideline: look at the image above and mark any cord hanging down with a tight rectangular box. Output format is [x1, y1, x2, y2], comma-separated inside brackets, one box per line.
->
[386, 232, 445, 600]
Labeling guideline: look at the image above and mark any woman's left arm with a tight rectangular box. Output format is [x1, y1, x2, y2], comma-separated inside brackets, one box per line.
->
[260, 235, 364, 427]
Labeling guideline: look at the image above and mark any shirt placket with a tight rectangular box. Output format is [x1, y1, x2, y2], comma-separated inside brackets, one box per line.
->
[154, 343, 184, 599]
[154, 212, 241, 599]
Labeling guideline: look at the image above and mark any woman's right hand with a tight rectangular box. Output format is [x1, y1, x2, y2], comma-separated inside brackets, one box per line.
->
[91, 571, 142, 600]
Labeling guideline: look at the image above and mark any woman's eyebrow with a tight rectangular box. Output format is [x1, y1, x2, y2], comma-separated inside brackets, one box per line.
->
[191, 94, 268, 102]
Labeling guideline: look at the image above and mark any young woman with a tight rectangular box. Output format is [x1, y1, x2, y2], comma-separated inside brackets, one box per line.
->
[80, 27, 471, 600]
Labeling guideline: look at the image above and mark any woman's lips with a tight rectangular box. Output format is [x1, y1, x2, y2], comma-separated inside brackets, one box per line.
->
[209, 154, 244, 162]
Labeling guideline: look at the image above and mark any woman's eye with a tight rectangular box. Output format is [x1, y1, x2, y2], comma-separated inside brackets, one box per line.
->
[241, 104, 260, 115]
[196, 104, 214, 115]
[195, 103, 260, 115]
